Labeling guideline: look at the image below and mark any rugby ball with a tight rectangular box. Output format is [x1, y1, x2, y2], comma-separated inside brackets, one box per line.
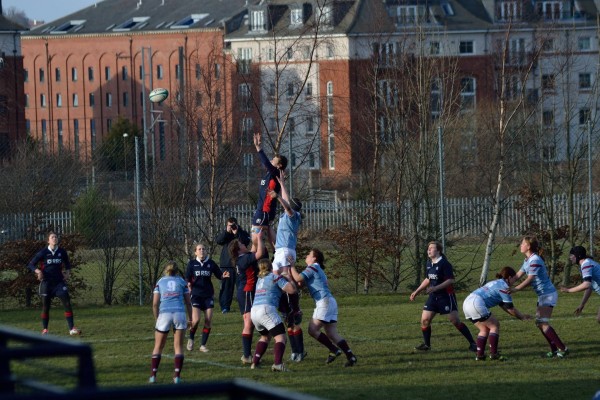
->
[149, 88, 169, 103]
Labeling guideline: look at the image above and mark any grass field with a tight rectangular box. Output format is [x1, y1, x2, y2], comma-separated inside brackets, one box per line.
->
[1, 290, 599, 400]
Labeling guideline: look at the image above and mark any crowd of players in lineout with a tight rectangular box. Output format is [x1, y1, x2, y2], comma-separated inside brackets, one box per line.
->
[27, 133, 600, 383]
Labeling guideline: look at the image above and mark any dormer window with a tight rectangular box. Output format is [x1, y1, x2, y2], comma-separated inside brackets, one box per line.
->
[113, 16, 150, 31]
[250, 10, 266, 31]
[171, 14, 209, 29]
[394, 5, 427, 25]
[496, 1, 522, 21]
[50, 20, 86, 34]
[291, 8, 303, 25]
[537, 1, 569, 20]
[317, 5, 332, 26]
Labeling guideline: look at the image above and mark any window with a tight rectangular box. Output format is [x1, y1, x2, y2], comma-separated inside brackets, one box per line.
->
[287, 82, 294, 97]
[56, 94, 62, 107]
[460, 77, 476, 110]
[25, 94, 29, 108]
[139, 65, 144, 79]
[267, 47, 274, 61]
[74, 119, 80, 155]
[542, 39, 554, 52]
[459, 41, 474, 54]
[71, 67, 77, 82]
[307, 116, 315, 132]
[157, 65, 163, 80]
[287, 47, 293, 60]
[171, 13, 209, 29]
[328, 133, 335, 169]
[306, 82, 313, 97]
[542, 145, 556, 161]
[26, 119, 30, 134]
[326, 45, 334, 58]
[373, 42, 395, 66]
[123, 92, 129, 106]
[430, 41, 440, 55]
[579, 73, 591, 89]
[291, 8, 303, 25]
[113, 16, 150, 31]
[89, 93, 95, 107]
[539, 1, 563, 20]
[508, 38, 525, 65]
[39, 68, 45, 82]
[251, 10, 265, 31]
[241, 117, 253, 144]
[90, 119, 96, 151]
[217, 119, 223, 145]
[122, 66, 128, 80]
[327, 81, 333, 96]
[319, 5, 332, 26]
[542, 74, 555, 91]
[105, 66, 111, 80]
[195, 91, 202, 106]
[215, 63, 221, 79]
[579, 108, 591, 125]
[542, 110, 554, 126]
[41, 119, 47, 144]
[497, 1, 522, 21]
[40, 94, 46, 107]
[302, 46, 310, 59]
[195, 63, 201, 79]
[578, 37, 591, 51]
[504, 75, 521, 100]
[239, 83, 251, 111]
[238, 48, 252, 74]
[309, 153, 316, 168]
[57, 119, 63, 151]
[73, 93, 79, 107]
[397, 5, 421, 24]
[107, 118, 112, 131]
[268, 117, 276, 132]
[288, 117, 295, 133]
[106, 92, 112, 107]
[268, 83, 275, 98]
[24, 69, 28, 82]
[88, 66, 94, 81]
[55, 67, 61, 82]
[216, 91, 221, 106]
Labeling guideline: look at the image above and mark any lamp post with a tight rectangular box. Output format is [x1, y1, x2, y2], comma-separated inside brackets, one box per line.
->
[123, 133, 129, 181]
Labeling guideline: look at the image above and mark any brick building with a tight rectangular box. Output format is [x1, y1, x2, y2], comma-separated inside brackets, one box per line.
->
[0, 6, 26, 158]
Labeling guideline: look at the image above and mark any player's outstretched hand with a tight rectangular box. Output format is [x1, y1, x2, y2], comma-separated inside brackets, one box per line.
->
[253, 132, 261, 149]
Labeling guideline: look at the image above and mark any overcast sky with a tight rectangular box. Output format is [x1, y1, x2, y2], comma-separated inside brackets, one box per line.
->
[3, 0, 100, 23]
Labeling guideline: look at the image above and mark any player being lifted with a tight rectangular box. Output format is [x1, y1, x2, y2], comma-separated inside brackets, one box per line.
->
[268, 174, 305, 362]
[250, 132, 287, 252]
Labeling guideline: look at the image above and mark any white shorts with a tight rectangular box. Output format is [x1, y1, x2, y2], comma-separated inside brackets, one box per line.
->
[312, 296, 338, 323]
[155, 311, 187, 332]
[273, 248, 296, 274]
[537, 291, 558, 307]
[462, 293, 490, 321]
[251, 304, 283, 332]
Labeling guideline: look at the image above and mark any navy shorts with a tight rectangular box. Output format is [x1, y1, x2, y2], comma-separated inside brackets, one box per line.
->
[237, 290, 255, 314]
[423, 292, 459, 315]
[39, 280, 69, 299]
[252, 210, 275, 227]
[191, 295, 214, 311]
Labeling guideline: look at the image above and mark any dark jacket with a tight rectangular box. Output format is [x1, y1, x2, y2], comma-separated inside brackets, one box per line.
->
[215, 226, 251, 269]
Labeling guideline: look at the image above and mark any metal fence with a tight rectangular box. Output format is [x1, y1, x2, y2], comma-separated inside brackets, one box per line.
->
[1, 192, 598, 243]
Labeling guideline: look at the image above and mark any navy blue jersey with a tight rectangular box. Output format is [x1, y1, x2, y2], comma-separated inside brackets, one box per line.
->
[255, 149, 282, 218]
[27, 246, 71, 283]
[185, 257, 223, 297]
[236, 252, 258, 292]
[426, 256, 455, 295]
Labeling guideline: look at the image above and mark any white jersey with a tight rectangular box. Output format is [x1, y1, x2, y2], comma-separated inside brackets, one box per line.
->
[580, 258, 600, 295]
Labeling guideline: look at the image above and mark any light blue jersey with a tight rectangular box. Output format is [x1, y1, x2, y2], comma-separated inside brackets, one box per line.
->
[275, 211, 301, 250]
[520, 253, 556, 296]
[472, 279, 513, 308]
[580, 258, 600, 295]
[300, 263, 332, 301]
[153, 276, 189, 313]
[253, 273, 290, 307]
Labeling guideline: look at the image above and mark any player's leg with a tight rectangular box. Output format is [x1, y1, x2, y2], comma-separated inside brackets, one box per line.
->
[537, 293, 567, 355]
[173, 327, 186, 382]
[39, 281, 51, 333]
[447, 294, 476, 349]
[187, 304, 201, 351]
[417, 309, 436, 349]
[150, 313, 170, 382]
[271, 323, 288, 369]
[56, 284, 78, 334]
[200, 304, 213, 351]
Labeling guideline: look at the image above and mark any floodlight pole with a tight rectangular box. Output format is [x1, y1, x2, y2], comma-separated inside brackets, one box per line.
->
[438, 126, 446, 251]
[135, 136, 143, 306]
[588, 119, 594, 256]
